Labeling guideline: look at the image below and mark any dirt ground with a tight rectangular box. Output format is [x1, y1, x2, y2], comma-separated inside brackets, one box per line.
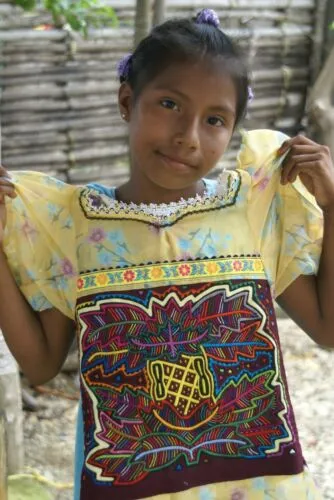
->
[22, 318, 334, 500]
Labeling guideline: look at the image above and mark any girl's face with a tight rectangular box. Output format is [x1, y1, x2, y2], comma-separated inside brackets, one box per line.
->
[119, 59, 238, 194]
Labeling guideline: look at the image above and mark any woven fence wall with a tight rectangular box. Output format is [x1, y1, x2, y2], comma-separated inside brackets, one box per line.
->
[0, 0, 326, 185]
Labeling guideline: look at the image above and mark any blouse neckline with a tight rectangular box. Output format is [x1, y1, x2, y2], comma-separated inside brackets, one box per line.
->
[81, 171, 241, 227]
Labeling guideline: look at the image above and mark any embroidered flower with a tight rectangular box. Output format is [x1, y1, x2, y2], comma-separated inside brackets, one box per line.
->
[253, 166, 264, 181]
[89, 227, 106, 243]
[179, 238, 192, 251]
[178, 264, 191, 276]
[231, 489, 247, 500]
[30, 294, 53, 311]
[77, 278, 84, 290]
[206, 262, 219, 274]
[96, 273, 108, 286]
[123, 269, 136, 282]
[233, 260, 243, 271]
[47, 202, 61, 219]
[61, 258, 75, 277]
[254, 259, 263, 272]
[56, 275, 71, 290]
[151, 267, 163, 279]
[63, 216, 73, 229]
[21, 219, 37, 238]
[258, 176, 270, 191]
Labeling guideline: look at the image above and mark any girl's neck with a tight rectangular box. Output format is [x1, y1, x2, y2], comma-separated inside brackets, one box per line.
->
[115, 179, 206, 205]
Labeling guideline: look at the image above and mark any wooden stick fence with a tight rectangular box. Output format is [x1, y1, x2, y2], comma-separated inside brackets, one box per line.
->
[0, 0, 324, 184]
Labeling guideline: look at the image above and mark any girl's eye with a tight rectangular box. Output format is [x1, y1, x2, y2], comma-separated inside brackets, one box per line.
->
[207, 116, 225, 127]
[160, 99, 179, 111]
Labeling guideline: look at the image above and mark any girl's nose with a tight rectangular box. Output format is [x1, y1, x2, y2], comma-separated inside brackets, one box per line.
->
[173, 117, 200, 151]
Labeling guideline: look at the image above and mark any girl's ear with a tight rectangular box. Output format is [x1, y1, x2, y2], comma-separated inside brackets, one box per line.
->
[118, 82, 133, 122]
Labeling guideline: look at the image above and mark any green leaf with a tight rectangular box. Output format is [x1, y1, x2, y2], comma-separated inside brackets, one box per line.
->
[65, 12, 86, 32]
[12, 0, 37, 10]
[8, 476, 52, 500]
[14, 0, 118, 33]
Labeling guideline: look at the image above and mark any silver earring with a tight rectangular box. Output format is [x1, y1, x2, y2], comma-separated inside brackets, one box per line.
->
[121, 113, 127, 120]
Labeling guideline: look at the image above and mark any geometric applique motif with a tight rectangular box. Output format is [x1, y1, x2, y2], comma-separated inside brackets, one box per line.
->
[77, 279, 293, 487]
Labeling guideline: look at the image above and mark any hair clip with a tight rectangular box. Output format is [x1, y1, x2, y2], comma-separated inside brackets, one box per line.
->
[117, 53, 132, 80]
[195, 9, 220, 28]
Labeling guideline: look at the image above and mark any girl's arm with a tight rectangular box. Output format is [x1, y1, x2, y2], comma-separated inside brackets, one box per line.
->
[0, 167, 74, 385]
[0, 250, 75, 385]
[276, 136, 334, 348]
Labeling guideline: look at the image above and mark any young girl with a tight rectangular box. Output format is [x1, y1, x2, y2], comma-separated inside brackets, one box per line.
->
[0, 8, 333, 500]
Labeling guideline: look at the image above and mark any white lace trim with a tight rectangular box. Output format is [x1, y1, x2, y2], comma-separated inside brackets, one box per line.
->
[110, 171, 230, 218]
[82, 170, 239, 224]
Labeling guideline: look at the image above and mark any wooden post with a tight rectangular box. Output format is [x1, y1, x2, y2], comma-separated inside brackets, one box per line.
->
[134, 0, 152, 47]
[307, 46, 334, 158]
[0, 331, 24, 476]
[0, 412, 7, 500]
[308, 0, 328, 85]
[152, 0, 166, 26]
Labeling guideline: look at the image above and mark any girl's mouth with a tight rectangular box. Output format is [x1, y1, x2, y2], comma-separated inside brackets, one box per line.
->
[156, 151, 197, 173]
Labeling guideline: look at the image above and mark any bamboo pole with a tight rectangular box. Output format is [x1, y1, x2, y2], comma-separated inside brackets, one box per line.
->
[0, 412, 7, 500]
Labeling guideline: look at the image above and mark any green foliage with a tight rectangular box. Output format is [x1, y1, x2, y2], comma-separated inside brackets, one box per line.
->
[13, 0, 117, 35]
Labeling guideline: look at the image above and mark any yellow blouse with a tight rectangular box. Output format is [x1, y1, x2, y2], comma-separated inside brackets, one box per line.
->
[4, 130, 322, 318]
[3, 130, 323, 499]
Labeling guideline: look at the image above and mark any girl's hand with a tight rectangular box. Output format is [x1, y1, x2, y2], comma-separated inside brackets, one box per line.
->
[0, 165, 16, 244]
[278, 135, 334, 211]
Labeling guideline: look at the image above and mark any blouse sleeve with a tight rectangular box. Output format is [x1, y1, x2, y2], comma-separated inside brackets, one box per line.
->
[237, 129, 323, 298]
[3, 171, 79, 319]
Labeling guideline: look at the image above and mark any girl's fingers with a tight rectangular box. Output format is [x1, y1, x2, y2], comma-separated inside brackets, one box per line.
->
[281, 153, 324, 185]
[0, 166, 14, 196]
[285, 159, 328, 184]
[0, 165, 11, 177]
[278, 135, 318, 156]
[0, 178, 14, 187]
[0, 185, 16, 199]
[281, 156, 296, 184]
[280, 144, 321, 155]
[0, 170, 16, 199]
[0, 177, 12, 184]
[287, 162, 319, 184]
